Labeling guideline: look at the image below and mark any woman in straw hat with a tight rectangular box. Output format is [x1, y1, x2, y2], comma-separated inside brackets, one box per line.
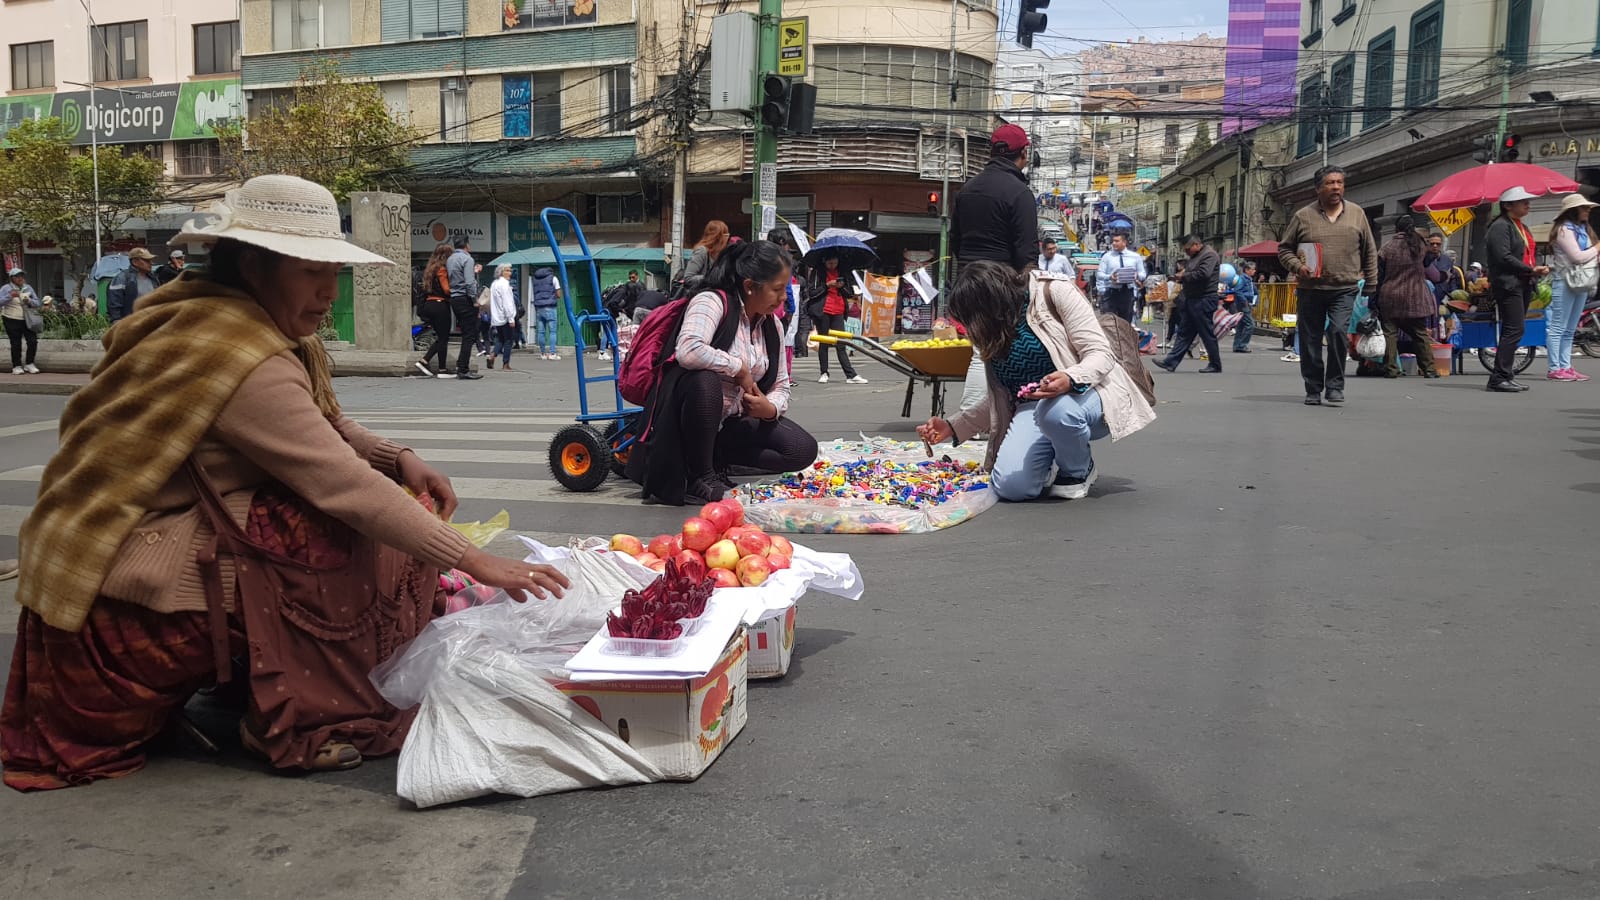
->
[1544, 192, 1599, 382]
[1, 174, 570, 790]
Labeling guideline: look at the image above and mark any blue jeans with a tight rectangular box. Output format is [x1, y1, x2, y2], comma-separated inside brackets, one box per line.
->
[492, 323, 515, 366]
[534, 307, 558, 355]
[990, 390, 1110, 502]
[1546, 277, 1585, 372]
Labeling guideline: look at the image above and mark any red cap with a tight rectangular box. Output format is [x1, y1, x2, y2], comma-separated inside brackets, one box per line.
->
[991, 124, 1030, 154]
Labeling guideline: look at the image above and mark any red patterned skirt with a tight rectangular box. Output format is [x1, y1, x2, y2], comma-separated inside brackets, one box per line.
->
[0, 489, 441, 791]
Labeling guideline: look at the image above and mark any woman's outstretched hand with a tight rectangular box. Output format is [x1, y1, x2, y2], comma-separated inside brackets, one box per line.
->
[458, 548, 571, 602]
[397, 450, 459, 519]
[917, 416, 953, 444]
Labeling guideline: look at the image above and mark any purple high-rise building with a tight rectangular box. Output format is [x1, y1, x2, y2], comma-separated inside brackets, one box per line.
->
[1221, 0, 1302, 137]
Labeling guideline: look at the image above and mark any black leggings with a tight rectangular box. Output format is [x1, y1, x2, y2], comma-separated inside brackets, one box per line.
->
[677, 369, 818, 479]
[4, 317, 36, 368]
[813, 312, 857, 376]
[419, 300, 452, 371]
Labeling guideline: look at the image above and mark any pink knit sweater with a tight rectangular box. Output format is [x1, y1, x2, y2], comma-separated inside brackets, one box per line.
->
[97, 351, 473, 614]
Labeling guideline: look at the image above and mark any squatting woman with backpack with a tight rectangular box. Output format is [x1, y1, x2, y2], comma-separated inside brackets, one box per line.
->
[625, 240, 818, 505]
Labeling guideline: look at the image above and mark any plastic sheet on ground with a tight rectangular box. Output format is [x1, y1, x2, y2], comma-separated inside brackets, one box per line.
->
[734, 436, 997, 534]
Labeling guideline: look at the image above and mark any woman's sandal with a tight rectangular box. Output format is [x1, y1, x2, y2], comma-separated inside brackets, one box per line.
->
[239, 722, 363, 772]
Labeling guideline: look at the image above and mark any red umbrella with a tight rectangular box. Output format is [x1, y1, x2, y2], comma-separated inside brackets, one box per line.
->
[1411, 162, 1579, 212]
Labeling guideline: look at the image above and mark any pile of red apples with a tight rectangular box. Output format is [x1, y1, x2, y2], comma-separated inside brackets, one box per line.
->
[609, 499, 793, 588]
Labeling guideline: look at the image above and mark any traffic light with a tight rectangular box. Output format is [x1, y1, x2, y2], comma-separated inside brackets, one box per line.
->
[1016, 0, 1048, 48]
[761, 75, 792, 130]
[786, 81, 816, 135]
[1500, 133, 1521, 162]
[1472, 133, 1496, 164]
[927, 191, 941, 214]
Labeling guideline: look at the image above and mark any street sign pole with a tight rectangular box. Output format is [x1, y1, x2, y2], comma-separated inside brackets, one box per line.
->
[751, 0, 781, 241]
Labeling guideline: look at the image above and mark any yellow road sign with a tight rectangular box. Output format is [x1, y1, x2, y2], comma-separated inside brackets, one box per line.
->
[1429, 207, 1473, 236]
[778, 18, 808, 77]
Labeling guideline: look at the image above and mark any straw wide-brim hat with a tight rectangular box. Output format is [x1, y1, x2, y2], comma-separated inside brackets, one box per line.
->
[173, 174, 392, 266]
[1557, 193, 1600, 217]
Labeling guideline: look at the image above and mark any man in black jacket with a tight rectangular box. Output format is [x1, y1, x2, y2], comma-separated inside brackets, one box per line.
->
[952, 123, 1038, 411]
[1483, 186, 1550, 392]
[951, 123, 1037, 270]
[1154, 235, 1224, 374]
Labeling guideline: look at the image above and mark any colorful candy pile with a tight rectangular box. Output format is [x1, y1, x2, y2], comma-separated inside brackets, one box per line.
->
[739, 457, 989, 510]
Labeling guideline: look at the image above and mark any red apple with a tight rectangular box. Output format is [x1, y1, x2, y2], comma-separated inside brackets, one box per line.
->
[672, 549, 707, 582]
[680, 517, 719, 553]
[736, 553, 773, 587]
[710, 568, 741, 589]
[723, 496, 745, 525]
[699, 501, 736, 534]
[735, 529, 772, 558]
[722, 525, 754, 543]
[645, 557, 667, 573]
[634, 552, 661, 569]
[765, 551, 790, 571]
[768, 534, 794, 558]
[705, 539, 741, 571]
[610, 534, 645, 557]
[647, 533, 679, 559]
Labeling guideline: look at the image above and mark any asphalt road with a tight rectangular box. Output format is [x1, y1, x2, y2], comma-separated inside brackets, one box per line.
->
[3, 343, 1600, 899]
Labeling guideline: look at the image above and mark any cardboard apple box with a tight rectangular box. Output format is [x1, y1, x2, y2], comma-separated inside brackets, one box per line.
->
[746, 606, 796, 679]
[551, 629, 749, 781]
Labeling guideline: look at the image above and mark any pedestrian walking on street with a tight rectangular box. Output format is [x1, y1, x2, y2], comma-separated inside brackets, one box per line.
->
[1484, 186, 1551, 392]
[487, 264, 518, 371]
[1039, 238, 1074, 277]
[917, 262, 1155, 502]
[1544, 193, 1598, 382]
[530, 266, 562, 360]
[1277, 165, 1378, 406]
[415, 243, 453, 377]
[446, 238, 483, 380]
[1153, 235, 1223, 374]
[107, 248, 160, 324]
[952, 123, 1039, 411]
[0, 268, 42, 374]
[1095, 233, 1145, 323]
[1227, 260, 1259, 352]
[807, 256, 867, 384]
[1376, 217, 1441, 379]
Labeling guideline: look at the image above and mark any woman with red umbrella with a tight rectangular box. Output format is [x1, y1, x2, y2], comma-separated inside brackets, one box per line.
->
[1483, 186, 1551, 393]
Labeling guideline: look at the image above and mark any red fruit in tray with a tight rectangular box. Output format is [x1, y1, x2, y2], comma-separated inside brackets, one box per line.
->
[699, 501, 737, 534]
[768, 534, 794, 558]
[705, 539, 740, 571]
[634, 552, 660, 569]
[735, 530, 771, 558]
[672, 549, 707, 582]
[709, 568, 740, 589]
[736, 553, 773, 587]
[647, 533, 679, 558]
[610, 534, 645, 557]
[644, 557, 667, 573]
[765, 551, 790, 571]
[723, 497, 745, 526]
[680, 517, 719, 553]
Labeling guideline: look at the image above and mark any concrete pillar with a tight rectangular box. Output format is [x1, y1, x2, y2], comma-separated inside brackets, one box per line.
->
[349, 191, 412, 350]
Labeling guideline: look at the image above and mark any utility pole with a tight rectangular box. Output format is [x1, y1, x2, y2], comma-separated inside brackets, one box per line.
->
[1493, 0, 1511, 156]
[669, 0, 692, 275]
[936, 0, 957, 300]
[749, 0, 781, 241]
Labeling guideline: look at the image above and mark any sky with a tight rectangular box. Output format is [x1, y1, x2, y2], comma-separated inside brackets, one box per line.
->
[1023, 0, 1231, 51]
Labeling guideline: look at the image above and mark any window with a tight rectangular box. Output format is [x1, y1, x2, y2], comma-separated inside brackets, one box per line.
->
[1328, 54, 1353, 141]
[589, 194, 646, 226]
[1333, 0, 1356, 26]
[1363, 29, 1395, 130]
[603, 66, 632, 133]
[440, 78, 468, 141]
[380, 0, 465, 41]
[1164, 123, 1180, 148]
[91, 21, 148, 82]
[272, 0, 351, 51]
[1405, 2, 1443, 107]
[175, 140, 223, 177]
[1303, 0, 1323, 46]
[1297, 73, 1323, 157]
[10, 41, 53, 90]
[1506, 0, 1531, 70]
[530, 71, 561, 138]
[381, 82, 410, 122]
[194, 22, 241, 75]
[813, 46, 992, 131]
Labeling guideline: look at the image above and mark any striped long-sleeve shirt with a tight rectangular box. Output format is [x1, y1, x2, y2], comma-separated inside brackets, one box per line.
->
[674, 290, 791, 419]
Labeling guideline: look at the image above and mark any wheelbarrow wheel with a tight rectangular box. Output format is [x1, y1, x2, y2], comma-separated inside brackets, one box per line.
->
[549, 425, 611, 492]
[601, 418, 634, 478]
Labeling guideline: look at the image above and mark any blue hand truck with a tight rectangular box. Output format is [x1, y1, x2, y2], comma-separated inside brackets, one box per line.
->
[539, 208, 644, 491]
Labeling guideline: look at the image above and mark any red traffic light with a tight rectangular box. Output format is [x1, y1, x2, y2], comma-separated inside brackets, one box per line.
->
[927, 192, 940, 204]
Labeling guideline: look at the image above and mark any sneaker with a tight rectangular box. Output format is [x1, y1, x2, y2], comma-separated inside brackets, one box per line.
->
[414, 361, 435, 377]
[1281, 352, 1301, 362]
[9, 367, 20, 375]
[1049, 465, 1098, 500]
[549, 354, 562, 361]
[458, 370, 483, 380]
[1547, 369, 1577, 381]
[846, 375, 869, 385]
[1570, 368, 1592, 382]
[22, 364, 38, 375]
[436, 372, 458, 379]
[818, 373, 830, 384]
[598, 350, 612, 360]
